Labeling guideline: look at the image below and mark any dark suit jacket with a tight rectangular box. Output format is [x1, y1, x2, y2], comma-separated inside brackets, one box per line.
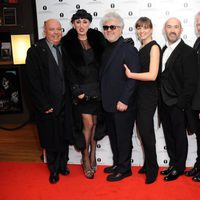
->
[26, 39, 73, 151]
[100, 37, 140, 113]
[192, 37, 200, 111]
[161, 39, 198, 110]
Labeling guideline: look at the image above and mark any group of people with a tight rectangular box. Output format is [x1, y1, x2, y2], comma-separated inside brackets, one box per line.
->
[26, 9, 200, 185]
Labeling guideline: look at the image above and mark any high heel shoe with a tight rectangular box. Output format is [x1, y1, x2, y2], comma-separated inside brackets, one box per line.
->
[89, 153, 97, 173]
[91, 163, 97, 173]
[81, 159, 94, 179]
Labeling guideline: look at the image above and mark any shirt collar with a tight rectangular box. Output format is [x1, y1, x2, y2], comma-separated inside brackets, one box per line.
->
[166, 38, 181, 50]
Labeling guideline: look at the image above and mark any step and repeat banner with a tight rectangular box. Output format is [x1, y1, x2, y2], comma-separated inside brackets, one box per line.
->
[35, 0, 200, 167]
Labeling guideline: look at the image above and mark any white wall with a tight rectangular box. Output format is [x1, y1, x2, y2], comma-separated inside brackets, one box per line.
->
[35, 0, 200, 167]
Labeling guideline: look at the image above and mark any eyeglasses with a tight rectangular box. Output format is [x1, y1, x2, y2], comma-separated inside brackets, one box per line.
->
[103, 25, 121, 31]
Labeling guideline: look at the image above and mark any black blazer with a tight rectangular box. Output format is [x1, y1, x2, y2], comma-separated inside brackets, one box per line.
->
[100, 37, 140, 112]
[192, 37, 200, 111]
[161, 39, 198, 110]
[26, 39, 74, 150]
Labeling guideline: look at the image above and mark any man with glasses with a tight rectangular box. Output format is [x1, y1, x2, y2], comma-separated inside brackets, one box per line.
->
[100, 12, 140, 182]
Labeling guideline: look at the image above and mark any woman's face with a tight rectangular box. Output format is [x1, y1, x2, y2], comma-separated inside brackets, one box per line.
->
[73, 18, 91, 38]
[136, 26, 152, 42]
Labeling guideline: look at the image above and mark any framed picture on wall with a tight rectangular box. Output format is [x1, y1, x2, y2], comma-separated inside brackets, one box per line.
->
[0, 67, 23, 114]
[3, 7, 17, 26]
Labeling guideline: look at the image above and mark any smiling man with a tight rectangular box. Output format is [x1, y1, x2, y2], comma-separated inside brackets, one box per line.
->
[159, 17, 198, 181]
[26, 19, 73, 184]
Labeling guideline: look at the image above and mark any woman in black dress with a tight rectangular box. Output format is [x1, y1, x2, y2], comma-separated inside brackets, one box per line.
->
[124, 17, 160, 184]
[62, 9, 106, 179]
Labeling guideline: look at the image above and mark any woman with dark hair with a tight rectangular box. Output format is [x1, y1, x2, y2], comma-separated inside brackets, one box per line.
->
[62, 9, 106, 179]
[124, 17, 160, 184]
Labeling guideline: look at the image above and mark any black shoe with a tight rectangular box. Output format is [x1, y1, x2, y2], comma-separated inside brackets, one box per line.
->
[145, 175, 157, 184]
[185, 167, 200, 177]
[164, 170, 183, 181]
[145, 169, 158, 184]
[104, 165, 117, 173]
[160, 166, 174, 175]
[192, 173, 200, 182]
[107, 171, 132, 182]
[49, 172, 59, 184]
[59, 166, 70, 176]
[138, 166, 146, 174]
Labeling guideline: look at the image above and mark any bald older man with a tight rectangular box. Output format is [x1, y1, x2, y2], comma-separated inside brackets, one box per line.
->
[26, 19, 73, 184]
[159, 17, 198, 181]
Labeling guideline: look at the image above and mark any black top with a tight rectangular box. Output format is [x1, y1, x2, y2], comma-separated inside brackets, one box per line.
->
[138, 40, 160, 87]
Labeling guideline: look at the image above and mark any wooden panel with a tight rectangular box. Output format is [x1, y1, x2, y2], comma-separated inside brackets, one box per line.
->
[0, 123, 42, 162]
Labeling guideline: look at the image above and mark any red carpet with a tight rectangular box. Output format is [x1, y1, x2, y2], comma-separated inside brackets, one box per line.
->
[0, 162, 199, 200]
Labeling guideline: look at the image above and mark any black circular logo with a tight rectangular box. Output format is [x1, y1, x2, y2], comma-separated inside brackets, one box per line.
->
[164, 160, 168, 164]
[43, 5, 47, 11]
[76, 4, 80, 9]
[60, 13, 64, 18]
[94, 12, 98, 17]
[147, 3, 152, 8]
[111, 3, 115, 8]
[97, 144, 101, 148]
[128, 11, 133, 16]
[129, 27, 133, 32]
[97, 158, 101, 162]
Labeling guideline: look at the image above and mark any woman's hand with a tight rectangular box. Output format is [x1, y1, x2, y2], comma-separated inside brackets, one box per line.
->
[78, 93, 85, 99]
[124, 64, 132, 78]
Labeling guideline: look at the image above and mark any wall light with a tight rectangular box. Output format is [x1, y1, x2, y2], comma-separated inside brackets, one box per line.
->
[11, 34, 31, 65]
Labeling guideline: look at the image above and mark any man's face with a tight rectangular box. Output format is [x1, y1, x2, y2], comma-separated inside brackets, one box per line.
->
[103, 19, 122, 43]
[196, 15, 200, 35]
[164, 18, 183, 44]
[44, 19, 62, 45]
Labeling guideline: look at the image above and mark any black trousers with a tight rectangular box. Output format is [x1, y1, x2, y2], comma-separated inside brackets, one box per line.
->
[46, 148, 69, 173]
[194, 112, 200, 168]
[136, 104, 158, 176]
[105, 110, 135, 173]
[161, 103, 188, 172]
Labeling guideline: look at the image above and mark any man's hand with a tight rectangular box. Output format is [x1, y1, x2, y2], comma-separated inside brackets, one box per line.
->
[78, 93, 85, 99]
[45, 108, 53, 114]
[116, 101, 128, 112]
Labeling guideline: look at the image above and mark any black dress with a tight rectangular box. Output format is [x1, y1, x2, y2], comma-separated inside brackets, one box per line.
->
[76, 47, 101, 115]
[136, 40, 160, 179]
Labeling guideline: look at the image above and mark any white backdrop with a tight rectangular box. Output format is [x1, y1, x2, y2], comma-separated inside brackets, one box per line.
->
[35, 0, 200, 167]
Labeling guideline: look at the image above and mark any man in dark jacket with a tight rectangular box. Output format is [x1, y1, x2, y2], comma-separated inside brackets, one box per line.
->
[159, 17, 198, 181]
[26, 19, 73, 184]
[100, 12, 140, 182]
[185, 11, 200, 182]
